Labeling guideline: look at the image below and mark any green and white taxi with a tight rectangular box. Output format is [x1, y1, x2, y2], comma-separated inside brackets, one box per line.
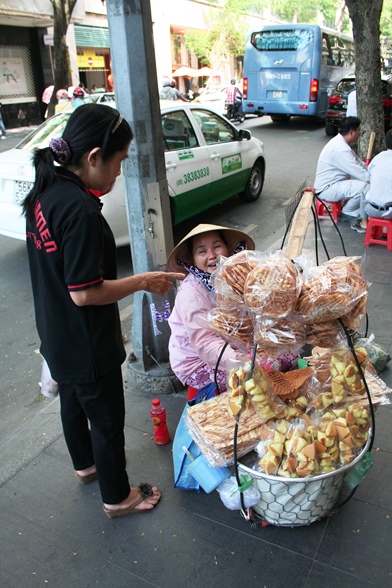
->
[0, 103, 265, 246]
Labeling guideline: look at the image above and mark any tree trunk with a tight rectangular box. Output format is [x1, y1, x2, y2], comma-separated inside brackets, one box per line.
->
[47, 0, 77, 118]
[345, 0, 385, 160]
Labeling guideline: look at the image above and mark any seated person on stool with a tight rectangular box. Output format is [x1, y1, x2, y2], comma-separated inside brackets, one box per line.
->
[314, 117, 369, 222]
[351, 129, 392, 233]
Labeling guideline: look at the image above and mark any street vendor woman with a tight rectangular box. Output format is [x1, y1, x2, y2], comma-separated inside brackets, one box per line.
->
[166, 224, 255, 402]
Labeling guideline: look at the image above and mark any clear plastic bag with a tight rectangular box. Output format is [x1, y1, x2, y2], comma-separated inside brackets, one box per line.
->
[353, 334, 391, 373]
[216, 475, 261, 510]
[39, 355, 59, 398]
[243, 253, 301, 318]
[295, 256, 368, 324]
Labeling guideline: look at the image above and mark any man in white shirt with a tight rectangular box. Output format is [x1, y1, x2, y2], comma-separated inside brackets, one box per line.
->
[351, 129, 392, 232]
[314, 117, 369, 221]
[346, 88, 357, 117]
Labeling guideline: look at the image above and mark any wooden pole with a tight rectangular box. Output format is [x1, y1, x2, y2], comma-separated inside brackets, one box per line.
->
[283, 188, 315, 260]
[365, 131, 376, 166]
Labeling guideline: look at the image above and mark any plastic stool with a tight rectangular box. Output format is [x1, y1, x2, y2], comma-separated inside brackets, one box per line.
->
[315, 200, 342, 223]
[364, 218, 392, 251]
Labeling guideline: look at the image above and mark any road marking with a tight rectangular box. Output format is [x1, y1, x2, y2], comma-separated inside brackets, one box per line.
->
[281, 198, 292, 206]
[243, 223, 258, 234]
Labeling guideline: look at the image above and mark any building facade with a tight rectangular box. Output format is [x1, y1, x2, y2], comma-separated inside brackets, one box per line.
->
[0, 0, 272, 128]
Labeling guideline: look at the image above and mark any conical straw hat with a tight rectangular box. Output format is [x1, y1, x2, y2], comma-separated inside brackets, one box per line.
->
[166, 224, 255, 274]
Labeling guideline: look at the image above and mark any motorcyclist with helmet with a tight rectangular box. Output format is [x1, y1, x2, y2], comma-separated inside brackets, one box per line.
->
[159, 78, 190, 102]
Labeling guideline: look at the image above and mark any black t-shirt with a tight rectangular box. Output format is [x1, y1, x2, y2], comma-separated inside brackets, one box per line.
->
[26, 168, 125, 384]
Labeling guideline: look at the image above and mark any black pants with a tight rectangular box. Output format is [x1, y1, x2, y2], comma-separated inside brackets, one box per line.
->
[58, 367, 130, 504]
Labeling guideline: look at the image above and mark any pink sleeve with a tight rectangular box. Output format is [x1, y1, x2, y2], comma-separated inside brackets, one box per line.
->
[177, 280, 241, 370]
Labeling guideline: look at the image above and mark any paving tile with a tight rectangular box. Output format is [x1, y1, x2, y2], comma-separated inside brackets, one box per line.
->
[0, 507, 112, 588]
[305, 561, 378, 588]
[108, 497, 314, 588]
[314, 499, 392, 587]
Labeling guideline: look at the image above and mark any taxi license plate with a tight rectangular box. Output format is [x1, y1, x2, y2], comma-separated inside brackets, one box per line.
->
[273, 91, 282, 99]
[13, 180, 33, 205]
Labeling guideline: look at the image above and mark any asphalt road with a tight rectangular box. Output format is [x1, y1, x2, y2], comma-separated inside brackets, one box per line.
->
[0, 115, 330, 483]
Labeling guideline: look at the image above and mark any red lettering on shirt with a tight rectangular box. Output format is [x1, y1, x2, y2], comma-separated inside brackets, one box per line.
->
[44, 241, 58, 253]
[33, 200, 58, 252]
[40, 228, 51, 241]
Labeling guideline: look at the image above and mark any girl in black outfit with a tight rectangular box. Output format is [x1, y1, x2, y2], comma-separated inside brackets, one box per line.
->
[23, 104, 183, 518]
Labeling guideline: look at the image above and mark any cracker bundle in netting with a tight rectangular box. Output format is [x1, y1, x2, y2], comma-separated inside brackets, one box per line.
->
[207, 306, 254, 351]
[253, 315, 306, 358]
[295, 256, 368, 324]
[213, 250, 258, 307]
[243, 254, 302, 318]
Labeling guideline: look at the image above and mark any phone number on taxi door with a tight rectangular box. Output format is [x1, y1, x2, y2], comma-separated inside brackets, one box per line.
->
[183, 167, 210, 184]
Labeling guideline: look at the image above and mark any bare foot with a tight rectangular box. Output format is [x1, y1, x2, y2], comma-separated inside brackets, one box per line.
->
[103, 485, 161, 516]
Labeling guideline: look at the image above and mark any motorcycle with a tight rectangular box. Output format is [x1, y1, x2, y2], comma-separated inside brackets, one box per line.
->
[225, 100, 245, 123]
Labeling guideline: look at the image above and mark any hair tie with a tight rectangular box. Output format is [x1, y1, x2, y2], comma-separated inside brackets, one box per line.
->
[49, 137, 71, 164]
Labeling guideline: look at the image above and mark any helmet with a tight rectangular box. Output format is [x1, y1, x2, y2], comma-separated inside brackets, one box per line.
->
[162, 78, 171, 87]
[73, 87, 85, 98]
[231, 78, 236, 84]
[170, 79, 176, 88]
[56, 89, 68, 101]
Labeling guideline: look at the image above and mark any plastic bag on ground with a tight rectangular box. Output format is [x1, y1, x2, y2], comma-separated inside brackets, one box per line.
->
[217, 475, 261, 510]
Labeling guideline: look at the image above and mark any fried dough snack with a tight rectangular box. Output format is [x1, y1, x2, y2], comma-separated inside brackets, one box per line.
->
[213, 251, 258, 306]
[254, 316, 306, 356]
[305, 320, 342, 348]
[227, 364, 286, 422]
[329, 346, 368, 402]
[295, 256, 367, 324]
[185, 392, 270, 467]
[265, 367, 314, 401]
[244, 257, 300, 318]
[208, 307, 254, 348]
[340, 293, 368, 331]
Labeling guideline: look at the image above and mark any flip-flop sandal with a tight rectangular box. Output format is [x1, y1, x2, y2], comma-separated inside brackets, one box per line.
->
[75, 471, 97, 485]
[103, 483, 160, 519]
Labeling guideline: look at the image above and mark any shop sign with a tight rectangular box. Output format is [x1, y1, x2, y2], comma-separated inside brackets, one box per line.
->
[77, 52, 105, 69]
[0, 57, 28, 96]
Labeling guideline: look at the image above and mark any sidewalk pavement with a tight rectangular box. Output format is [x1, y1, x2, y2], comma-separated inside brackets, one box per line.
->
[1, 215, 391, 587]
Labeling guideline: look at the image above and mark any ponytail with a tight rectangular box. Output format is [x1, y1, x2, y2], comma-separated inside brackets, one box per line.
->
[22, 147, 58, 222]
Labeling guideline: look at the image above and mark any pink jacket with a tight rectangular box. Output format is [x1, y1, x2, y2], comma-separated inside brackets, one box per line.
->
[168, 273, 241, 385]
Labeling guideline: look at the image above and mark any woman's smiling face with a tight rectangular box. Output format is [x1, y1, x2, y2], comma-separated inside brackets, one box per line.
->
[191, 231, 229, 272]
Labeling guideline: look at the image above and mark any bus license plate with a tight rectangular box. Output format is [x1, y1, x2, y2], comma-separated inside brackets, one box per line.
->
[13, 180, 33, 204]
[273, 91, 282, 99]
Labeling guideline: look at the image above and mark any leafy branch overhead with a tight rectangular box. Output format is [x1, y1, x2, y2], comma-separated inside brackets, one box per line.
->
[184, 0, 253, 65]
[184, 0, 392, 66]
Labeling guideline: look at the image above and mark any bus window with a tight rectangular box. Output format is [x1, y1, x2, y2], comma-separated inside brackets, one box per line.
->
[251, 29, 314, 52]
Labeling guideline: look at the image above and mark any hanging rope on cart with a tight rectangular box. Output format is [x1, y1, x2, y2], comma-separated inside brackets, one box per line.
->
[213, 341, 229, 396]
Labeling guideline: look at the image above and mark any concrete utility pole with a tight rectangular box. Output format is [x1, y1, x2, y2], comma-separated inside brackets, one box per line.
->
[106, 0, 176, 393]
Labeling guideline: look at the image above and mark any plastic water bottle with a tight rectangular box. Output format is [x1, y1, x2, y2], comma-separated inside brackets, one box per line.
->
[150, 398, 170, 445]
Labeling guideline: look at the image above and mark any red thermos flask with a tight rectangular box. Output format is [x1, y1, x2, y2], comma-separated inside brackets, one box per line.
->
[150, 398, 171, 445]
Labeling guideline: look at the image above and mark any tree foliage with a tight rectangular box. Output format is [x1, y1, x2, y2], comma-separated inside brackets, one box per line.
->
[184, 0, 264, 66]
[47, 0, 78, 118]
[270, 0, 349, 31]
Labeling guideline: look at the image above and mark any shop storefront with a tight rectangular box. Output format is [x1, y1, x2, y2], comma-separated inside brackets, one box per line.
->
[0, 25, 49, 128]
[74, 24, 112, 93]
